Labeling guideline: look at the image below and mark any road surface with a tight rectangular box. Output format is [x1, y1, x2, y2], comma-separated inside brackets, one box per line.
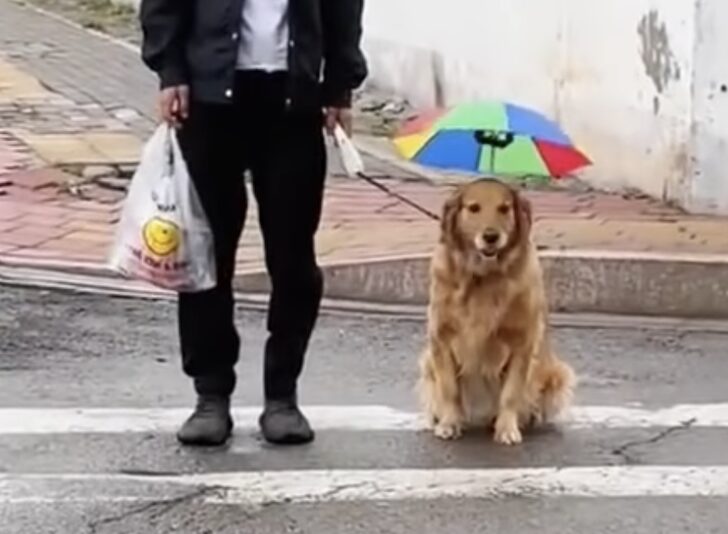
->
[1, 285, 727, 533]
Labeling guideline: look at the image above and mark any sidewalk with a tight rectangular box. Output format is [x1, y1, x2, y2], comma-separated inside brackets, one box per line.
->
[1, 0, 728, 317]
[1, 155, 725, 266]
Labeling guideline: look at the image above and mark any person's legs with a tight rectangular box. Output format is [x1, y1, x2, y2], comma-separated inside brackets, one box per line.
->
[244, 71, 326, 444]
[175, 99, 248, 445]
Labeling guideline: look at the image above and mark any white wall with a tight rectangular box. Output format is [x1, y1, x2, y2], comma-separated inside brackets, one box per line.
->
[364, 0, 728, 213]
[690, 0, 728, 214]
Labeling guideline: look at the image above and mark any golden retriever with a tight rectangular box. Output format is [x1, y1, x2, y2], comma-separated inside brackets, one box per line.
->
[418, 179, 575, 445]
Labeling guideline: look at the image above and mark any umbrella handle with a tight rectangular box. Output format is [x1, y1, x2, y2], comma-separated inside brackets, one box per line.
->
[474, 130, 514, 149]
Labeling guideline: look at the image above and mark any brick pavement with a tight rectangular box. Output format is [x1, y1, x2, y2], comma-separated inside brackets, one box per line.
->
[0, 46, 143, 170]
[0, 0, 156, 136]
[1, 0, 727, 280]
[1, 163, 727, 276]
[0, 131, 33, 178]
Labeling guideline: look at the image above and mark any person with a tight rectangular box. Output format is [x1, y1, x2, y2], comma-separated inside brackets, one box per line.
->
[139, 0, 367, 446]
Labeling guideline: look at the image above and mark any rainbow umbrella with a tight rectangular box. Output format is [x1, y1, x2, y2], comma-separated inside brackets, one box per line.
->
[393, 101, 591, 179]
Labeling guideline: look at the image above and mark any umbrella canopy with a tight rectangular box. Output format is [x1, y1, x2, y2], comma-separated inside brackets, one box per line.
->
[393, 101, 591, 178]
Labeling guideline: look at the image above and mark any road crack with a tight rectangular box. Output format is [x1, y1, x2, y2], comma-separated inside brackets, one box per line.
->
[314, 481, 372, 502]
[611, 417, 697, 465]
[86, 485, 224, 534]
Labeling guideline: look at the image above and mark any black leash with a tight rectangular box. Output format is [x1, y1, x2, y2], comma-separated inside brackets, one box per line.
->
[331, 126, 441, 221]
[355, 171, 441, 222]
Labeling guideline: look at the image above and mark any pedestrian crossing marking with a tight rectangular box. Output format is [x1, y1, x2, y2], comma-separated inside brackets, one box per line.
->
[1, 403, 727, 506]
[2, 466, 728, 504]
[0, 403, 724, 434]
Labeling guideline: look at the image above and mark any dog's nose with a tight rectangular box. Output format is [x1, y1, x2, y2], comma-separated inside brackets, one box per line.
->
[483, 230, 500, 245]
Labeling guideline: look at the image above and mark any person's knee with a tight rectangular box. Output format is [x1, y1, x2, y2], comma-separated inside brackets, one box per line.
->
[270, 259, 322, 296]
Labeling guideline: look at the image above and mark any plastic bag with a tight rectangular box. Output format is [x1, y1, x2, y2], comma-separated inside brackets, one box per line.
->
[332, 124, 365, 178]
[108, 124, 216, 292]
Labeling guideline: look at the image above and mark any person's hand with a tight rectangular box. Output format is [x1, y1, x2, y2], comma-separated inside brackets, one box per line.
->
[324, 107, 353, 138]
[158, 85, 190, 128]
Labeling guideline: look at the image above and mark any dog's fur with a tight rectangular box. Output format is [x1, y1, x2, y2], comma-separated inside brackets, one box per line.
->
[418, 179, 575, 445]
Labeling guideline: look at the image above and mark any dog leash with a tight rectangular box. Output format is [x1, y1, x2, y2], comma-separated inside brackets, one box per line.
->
[332, 125, 441, 222]
[355, 171, 441, 222]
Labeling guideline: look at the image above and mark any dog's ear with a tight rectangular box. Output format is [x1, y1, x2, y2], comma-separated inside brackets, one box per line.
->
[512, 188, 533, 239]
[440, 188, 463, 246]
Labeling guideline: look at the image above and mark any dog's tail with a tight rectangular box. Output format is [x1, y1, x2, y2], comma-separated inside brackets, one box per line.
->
[536, 358, 576, 422]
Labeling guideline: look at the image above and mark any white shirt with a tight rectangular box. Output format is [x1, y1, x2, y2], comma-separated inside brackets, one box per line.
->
[237, 0, 289, 72]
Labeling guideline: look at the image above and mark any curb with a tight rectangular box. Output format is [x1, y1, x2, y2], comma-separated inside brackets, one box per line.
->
[3, 249, 728, 319]
[236, 250, 728, 319]
[5, 259, 728, 332]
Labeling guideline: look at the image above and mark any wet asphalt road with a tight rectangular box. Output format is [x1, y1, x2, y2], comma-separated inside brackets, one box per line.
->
[1, 285, 728, 533]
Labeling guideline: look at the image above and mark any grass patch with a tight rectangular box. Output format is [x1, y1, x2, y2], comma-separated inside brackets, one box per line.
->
[14, 0, 141, 42]
[76, 0, 136, 32]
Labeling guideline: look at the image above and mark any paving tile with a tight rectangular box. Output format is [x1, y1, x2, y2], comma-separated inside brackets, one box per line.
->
[0, 199, 30, 220]
[57, 198, 120, 213]
[82, 132, 142, 164]
[5, 247, 68, 260]
[0, 243, 17, 254]
[4, 167, 69, 190]
[12, 223, 70, 240]
[0, 185, 57, 202]
[0, 59, 48, 100]
[0, 220, 19, 232]
[14, 213, 67, 229]
[61, 230, 112, 244]
[42, 236, 105, 254]
[20, 203, 74, 219]
[11, 132, 105, 165]
[62, 209, 119, 224]
[61, 219, 118, 233]
[0, 229, 52, 247]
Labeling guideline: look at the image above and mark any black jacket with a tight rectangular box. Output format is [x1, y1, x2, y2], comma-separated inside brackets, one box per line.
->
[139, 0, 367, 108]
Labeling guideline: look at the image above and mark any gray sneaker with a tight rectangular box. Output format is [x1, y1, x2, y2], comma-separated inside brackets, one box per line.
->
[177, 395, 233, 446]
[259, 398, 314, 445]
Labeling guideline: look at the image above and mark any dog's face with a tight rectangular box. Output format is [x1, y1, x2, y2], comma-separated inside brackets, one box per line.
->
[441, 179, 532, 271]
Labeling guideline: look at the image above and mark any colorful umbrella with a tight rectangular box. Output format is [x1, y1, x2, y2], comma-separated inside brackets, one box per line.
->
[393, 101, 591, 179]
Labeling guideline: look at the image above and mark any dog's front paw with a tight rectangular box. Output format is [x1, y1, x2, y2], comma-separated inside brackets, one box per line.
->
[493, 413, 522, 445]
[433, 421, 462, 440]
[423, 411, 438, 430]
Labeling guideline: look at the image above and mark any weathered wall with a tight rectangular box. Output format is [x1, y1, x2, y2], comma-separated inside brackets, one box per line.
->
[690, 0, 728, 214]
[363, 0, 721, 211]
[116, 0, 727, 214]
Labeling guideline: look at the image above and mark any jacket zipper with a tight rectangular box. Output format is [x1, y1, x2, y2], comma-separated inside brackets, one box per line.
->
[285, 0, 294, 109]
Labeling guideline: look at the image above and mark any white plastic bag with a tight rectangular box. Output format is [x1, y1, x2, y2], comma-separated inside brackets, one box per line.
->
[109, 124, 216, 292]
[332, 124, 365, 178]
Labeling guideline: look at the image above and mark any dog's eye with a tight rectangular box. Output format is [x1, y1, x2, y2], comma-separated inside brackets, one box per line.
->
[467, 203, 481, 214]
[498, 204, 511, 215]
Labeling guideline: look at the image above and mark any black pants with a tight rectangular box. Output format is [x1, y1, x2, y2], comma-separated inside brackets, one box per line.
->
[176, 71, 325, 400]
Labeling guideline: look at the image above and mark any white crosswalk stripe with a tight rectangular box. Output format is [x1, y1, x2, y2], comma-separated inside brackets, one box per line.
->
[0, 403, 721, 434]
[2, 466, 728, 504]
[0, 402, 727, 505]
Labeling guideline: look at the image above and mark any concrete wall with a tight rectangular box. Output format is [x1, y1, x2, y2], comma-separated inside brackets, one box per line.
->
[363, 0, 727, 214]
[690, 0, 728, 214]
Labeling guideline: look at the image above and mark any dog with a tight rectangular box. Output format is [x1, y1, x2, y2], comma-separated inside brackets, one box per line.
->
[418, 178, 575, 445]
